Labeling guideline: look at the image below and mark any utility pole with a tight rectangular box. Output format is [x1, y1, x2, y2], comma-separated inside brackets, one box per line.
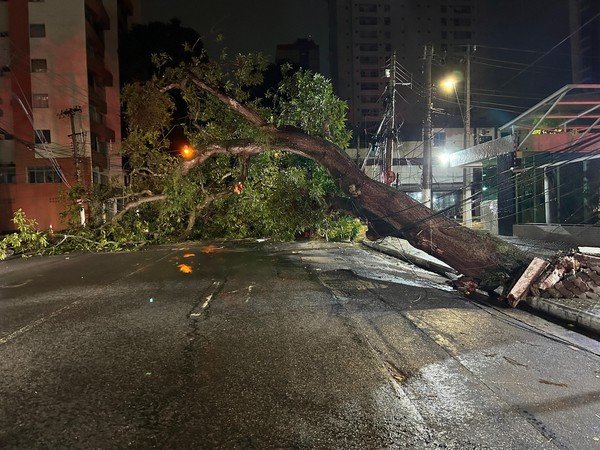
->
[384, 51, 396, 185]
[58, 106, 82, 183]
[422, 44, 434, 209]
[462, 45, 473, 226]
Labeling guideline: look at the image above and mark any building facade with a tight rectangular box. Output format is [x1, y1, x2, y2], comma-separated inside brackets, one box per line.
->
[0, 0, 137, 231]
[275, 38, 320, 73]
[569, 0, 600, 83]
[328, 0, 478, 135]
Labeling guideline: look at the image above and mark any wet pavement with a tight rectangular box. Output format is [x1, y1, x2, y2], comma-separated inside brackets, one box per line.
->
[0, 241, 599, 448]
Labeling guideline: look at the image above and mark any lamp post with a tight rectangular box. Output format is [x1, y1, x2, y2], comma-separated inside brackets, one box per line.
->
[440, 45, 473, 226]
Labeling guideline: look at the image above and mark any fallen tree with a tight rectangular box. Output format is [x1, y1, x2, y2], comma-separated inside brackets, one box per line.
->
[119, 58, 529, 292]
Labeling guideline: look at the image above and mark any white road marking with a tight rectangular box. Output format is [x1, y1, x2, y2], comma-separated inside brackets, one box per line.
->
[202, 294, 214, 309]
[0, 279, 33, 289]
[0, 299, 82, 345]
[245, 284, 255, 303]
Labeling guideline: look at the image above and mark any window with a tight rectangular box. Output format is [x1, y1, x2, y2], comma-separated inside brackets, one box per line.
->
[361, 95, 379, 103]
[433, 131, 446, 148]
[34, 129, 51, 144]
[454, 6, 472, 14]
[360, 69, 379, 77]
[454, 18, 471, 26]
[29, 24, 46, 38]
[359, 56, 379, 64]
[0, 165, 16, 184]
[358, 4, 377, 13]
[31, 58, 47, 72]
[454, 31, 472, 39]
[359, 30, 378, 39]
[358, 17, 377, 25]
[28, 166, 61, 183]
[32, 94, 48, 108]
[89, 106, 103, 124]
[360, 82, 380, 90]
[359, 43, 378, 52]
[383, 17, 391, 26]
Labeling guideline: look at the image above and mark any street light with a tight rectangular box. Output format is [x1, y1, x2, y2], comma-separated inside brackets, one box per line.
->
[440, 75, 458, 95]
[439, 74, 465, 124]
[180, 144, 195, 160]
[440, 48, 473, 227]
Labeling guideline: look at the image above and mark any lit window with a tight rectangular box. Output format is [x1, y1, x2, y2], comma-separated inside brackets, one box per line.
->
[29, 24, 46, 38]
[32, 94, 48, 108]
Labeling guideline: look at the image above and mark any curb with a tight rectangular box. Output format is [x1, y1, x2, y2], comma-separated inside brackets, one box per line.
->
[364, 238, 600, 335]
[524, 296, 600, 335]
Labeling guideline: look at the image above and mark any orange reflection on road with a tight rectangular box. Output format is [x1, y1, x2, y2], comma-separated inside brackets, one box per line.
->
[183, 253, 196, 258]
[178, 263, 193, 274]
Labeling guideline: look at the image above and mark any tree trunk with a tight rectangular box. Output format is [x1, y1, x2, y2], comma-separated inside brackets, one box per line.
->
[181, 74, 529, 290]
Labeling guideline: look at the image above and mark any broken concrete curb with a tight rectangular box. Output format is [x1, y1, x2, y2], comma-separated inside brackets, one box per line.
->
[525, 296, 600, 335]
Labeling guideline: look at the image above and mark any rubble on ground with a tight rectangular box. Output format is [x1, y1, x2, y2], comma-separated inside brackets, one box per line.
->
[508, 251, 600, 307]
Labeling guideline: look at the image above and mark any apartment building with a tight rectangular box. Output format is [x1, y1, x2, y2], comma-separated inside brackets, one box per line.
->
[570, 0, 600, 83]
[276, 37, 320, 73]
[0, 0, 137, 231]
[329, 0, 478, 134]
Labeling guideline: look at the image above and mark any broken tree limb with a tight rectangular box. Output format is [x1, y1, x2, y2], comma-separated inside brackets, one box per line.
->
[111, 193, 168, 224]
[177, 75, 530, 289]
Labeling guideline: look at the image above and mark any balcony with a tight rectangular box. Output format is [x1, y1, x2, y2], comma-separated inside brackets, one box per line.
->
[85, 21, 105, 56]
[87, 53, 113, 87]
[118, 0, 134, 15]
[85, 0, 110, 30]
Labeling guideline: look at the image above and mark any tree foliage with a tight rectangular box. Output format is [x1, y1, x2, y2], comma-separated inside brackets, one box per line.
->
[113, 47, 361, 243]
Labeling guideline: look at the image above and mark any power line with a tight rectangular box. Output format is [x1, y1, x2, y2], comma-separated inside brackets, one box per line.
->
[499, 10, 600, 88]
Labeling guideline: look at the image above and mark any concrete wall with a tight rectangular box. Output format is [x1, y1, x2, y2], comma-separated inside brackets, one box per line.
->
[513, 223, 600, 247]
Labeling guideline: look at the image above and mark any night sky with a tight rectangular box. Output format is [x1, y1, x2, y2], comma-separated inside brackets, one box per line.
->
[142, 0, 331, 73]
[142, 0, 572, 119]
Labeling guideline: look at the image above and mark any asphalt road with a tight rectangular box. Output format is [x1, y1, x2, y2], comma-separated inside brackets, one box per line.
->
[0, 241, 599, 448]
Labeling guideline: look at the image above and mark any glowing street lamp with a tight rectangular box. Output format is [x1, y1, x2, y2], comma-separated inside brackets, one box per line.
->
[180, 144, 195, 160]
[440, 76, 457, 94]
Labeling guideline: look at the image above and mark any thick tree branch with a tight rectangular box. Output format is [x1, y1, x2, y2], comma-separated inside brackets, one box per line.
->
[111, 194, 168, 223]
[178, 73, 529, 287]
[160, 82, 183, 93]
[186, 190, 231, 233]
[187, 71, 273, 129]
[185, 156, 253, 233]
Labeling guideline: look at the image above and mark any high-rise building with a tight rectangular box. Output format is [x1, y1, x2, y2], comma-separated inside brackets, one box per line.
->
[276, 37, 320, 73]
[569, 0, 600, 83]
[328, 0, 478, 135]
[0, 0, 138, 231]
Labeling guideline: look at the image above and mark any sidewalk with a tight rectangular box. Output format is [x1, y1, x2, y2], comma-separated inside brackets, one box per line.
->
[363, 235, 600, 336]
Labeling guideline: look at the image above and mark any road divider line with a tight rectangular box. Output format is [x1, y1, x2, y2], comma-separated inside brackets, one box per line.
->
[245, 284, 255, 303]
[188, 281, 223, 318]
[202, 293, 214, 309]
[0, 299, 82, 345]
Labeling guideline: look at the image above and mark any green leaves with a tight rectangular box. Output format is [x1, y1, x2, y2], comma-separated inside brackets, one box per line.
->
[275, 70, 352, 149]
[0, 210, 49, 259]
